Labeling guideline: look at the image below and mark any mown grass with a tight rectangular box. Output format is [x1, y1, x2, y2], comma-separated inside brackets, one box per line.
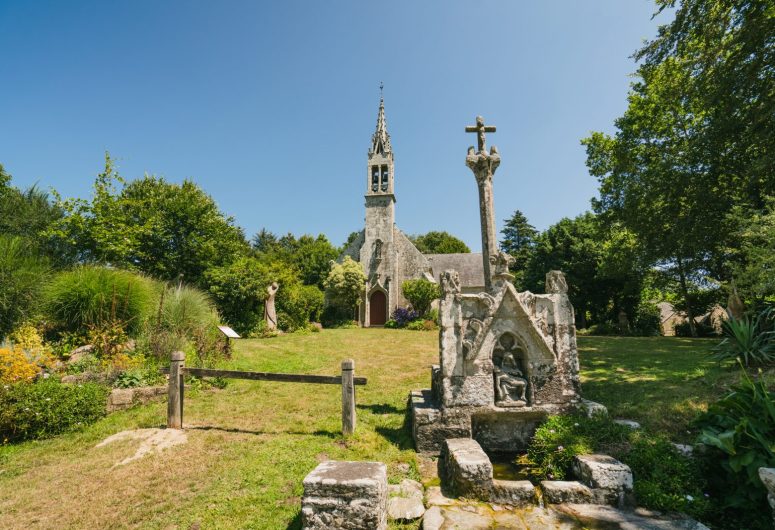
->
[578, 336, 730, 442]
[0, 331, 726, 529]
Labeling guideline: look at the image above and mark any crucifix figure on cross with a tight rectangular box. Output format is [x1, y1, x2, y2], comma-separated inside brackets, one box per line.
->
[465, 115, 496, 154]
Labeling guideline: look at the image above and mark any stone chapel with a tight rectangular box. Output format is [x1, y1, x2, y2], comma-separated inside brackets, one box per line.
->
[340, 95, 485, 327]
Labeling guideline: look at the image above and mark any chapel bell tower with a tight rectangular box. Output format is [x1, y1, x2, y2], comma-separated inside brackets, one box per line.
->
[361, 89, 396, 326]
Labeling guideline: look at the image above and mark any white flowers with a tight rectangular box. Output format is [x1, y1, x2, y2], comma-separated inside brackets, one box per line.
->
[557, 445, 565, 451]
[574, 423, 579, 427]
[685, 494, 694, 502]
[45, 398, 51, 401]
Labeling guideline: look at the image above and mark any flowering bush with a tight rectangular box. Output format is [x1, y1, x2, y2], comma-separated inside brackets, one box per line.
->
[0, 378, 108, 443]
[0, 347, 40, 384]
[392, 307, 419, 327]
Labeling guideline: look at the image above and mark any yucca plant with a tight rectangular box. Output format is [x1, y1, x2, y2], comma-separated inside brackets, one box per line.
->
[712, 307, 775, 366]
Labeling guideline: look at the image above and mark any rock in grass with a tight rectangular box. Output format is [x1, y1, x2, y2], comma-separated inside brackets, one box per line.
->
[387, 479, 424, 521]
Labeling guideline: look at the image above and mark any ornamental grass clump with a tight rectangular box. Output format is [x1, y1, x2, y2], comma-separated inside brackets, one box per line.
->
[712, 307, 775, 366]
[139, 283, 224, 366]
[44, 266, 157, 337]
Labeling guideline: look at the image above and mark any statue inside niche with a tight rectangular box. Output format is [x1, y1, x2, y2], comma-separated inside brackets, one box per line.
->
[492, 334, 528, 406]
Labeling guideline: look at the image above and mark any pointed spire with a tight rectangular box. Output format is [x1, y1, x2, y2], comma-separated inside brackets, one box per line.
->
[371, 84, 392, 155]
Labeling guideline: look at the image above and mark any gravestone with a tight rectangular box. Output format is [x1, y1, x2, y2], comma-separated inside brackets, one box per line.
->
[410, 117, 582, 453]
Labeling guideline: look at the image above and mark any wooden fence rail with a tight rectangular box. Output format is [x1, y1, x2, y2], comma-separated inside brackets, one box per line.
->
[163, 352, 366, 435]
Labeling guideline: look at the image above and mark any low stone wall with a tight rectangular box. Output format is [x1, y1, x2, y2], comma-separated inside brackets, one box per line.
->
[106, 386, 167, 412]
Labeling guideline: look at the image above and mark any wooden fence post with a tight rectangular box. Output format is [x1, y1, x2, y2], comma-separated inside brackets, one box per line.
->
[167, 350, 185, 429]
[341, 359, 356, 435]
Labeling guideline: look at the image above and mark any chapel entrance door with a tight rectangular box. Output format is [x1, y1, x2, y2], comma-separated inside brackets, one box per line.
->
[369, 290, 387, 326]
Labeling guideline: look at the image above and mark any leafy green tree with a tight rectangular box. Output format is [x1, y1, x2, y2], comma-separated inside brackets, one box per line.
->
[50, 155, 250, 285]
[251, 228, 280, 254]
[324, 256, 365, 311]
[401, 278, 440, 317]
[583, 0, 775, 335]
[524, 213, 646, 329]
[0, 236, 49, 337]
[729, 198, 775, 304]
[252, 231, 338, 290]
[341, 231, 362, 252]
[411, 231, 470, 254]
[500, 210, 538, 289]
[0, 164, 65, 263]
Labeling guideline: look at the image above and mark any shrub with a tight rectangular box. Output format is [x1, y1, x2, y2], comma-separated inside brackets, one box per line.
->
[0, 378, 108, 443]
[9, 322, 45, 350]
[527, 414, 708, 519]
[0, 347, 41, 384]
[323, 256, 365, 311]
[392, 307, 419, 327]
[695, 370, 775, 513]
[712, 307, 775, 366]
[0, 236, 49, 338]
[320, 305, 356, 328]
[584, 322, 619, 336]
[631, 302, 661, 336]
[279, 284, 325, 331]
[401, 278, 440, 317]
[406, 319, 437, 331]
[383, 319, 400, 329]
[675, 320, 718, 338]
[44, 266, 157, 337]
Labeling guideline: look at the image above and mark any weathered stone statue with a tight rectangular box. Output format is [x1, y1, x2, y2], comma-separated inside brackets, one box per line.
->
[264, 282, 279, 330]
[494, 350, 528, 406]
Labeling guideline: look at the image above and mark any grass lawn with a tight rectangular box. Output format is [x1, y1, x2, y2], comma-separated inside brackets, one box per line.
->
[0, 330, 727, 529]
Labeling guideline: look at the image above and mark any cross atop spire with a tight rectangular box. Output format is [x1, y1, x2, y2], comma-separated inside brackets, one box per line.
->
[370, 86, 392, 156]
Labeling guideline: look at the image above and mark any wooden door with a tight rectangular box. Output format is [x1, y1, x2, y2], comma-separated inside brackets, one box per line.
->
[369, 291, 387, 326]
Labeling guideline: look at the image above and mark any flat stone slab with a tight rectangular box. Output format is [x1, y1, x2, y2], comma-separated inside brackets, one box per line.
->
[558, 503, 711, 530]
[425, 486, 460, 507]
[301, 461, 387, 530]
[573, 454, 633, 491]
[424, 501, 710, 530]
[541, 480, 595, 504]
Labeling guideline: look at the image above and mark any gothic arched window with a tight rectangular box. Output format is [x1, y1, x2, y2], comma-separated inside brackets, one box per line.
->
[380, 165, 389, 191]
[371, 166, 379, 192]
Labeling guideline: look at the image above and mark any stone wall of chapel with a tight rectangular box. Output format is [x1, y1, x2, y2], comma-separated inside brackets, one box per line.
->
[392, 228, 431, 309]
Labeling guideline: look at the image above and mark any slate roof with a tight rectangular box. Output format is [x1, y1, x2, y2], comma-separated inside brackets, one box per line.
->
[424, 253, 486, 288]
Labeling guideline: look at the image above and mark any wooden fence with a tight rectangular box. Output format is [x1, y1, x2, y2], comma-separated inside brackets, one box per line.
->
[164, 352, 366, 435]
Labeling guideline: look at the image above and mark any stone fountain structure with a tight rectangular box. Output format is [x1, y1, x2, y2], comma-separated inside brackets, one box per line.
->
[410, 116, 582, 454]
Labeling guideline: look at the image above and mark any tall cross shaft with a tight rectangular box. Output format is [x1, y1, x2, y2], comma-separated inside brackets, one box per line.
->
[465, 116, 501, 292]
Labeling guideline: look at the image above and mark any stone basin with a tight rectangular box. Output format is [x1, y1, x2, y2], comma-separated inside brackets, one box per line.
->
[439, 438, 634, 509]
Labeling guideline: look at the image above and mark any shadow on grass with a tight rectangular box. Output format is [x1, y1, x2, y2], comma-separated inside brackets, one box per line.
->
[285, 510, 302, 530]
[356, 402, 403, 415]
[188, 425, 338, 438]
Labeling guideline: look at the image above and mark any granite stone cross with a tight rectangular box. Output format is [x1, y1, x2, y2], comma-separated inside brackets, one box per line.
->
[465, 116, 496, 154]
[465, 115, 500, 292]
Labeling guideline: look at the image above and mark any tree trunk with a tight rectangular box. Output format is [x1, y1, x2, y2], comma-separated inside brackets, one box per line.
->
[676, 257, 697, 337]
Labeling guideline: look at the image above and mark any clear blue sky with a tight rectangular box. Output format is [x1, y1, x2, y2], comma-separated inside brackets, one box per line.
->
[0, 1, 671, 251]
